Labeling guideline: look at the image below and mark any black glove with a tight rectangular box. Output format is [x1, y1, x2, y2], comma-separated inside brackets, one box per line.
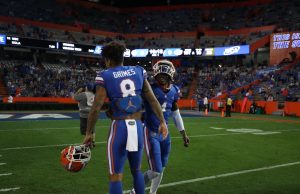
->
[180, 130, 190, 147]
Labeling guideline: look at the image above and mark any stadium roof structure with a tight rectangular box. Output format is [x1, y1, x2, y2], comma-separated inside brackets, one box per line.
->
[86, 0, 247, 8]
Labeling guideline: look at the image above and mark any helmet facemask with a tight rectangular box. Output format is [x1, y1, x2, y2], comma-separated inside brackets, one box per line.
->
[60, 144, 91, 172]
[68, 145, 91, 162]
[153, 60, 176, 91]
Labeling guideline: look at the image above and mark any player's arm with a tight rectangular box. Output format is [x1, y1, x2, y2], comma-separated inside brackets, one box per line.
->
[83, 86, 107, 147]
[142, 79, 168, 139]
[102, 102, 113, 120]
[75, 87, 84, 94]
[171, 102, 190, 147]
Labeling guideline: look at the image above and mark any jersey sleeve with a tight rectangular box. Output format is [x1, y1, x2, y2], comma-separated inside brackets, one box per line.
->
[95, 71, 105, 88]
[173, 85, 181, 102]
[136, 65, 147, 80]
[142, 68, 147, 80]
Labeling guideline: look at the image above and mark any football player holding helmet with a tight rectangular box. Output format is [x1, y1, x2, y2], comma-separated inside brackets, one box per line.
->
[60, 144, 91, 172]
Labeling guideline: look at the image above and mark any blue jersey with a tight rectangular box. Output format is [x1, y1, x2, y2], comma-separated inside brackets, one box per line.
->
[144, 84, 180, 132]
[95, 65, 147, 118]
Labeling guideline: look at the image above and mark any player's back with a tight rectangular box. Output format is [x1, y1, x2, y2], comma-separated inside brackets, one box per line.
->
[95, 65, 146, 118]
[144, 84, 180, 132]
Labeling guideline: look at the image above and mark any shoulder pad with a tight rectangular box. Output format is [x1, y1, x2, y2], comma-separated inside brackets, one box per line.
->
[172, 84, 180, 93]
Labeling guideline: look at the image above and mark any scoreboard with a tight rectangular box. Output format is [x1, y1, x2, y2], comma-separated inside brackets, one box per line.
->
[124, 46, 249, 57]
[2, 35, 99, 54]
[0, 34, 250, 57]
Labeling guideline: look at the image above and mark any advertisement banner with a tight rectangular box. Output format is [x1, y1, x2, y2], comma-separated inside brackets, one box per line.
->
[214, 45, 250, 56]
[0, 34, 6, 45]
[270, 32, 300, 65]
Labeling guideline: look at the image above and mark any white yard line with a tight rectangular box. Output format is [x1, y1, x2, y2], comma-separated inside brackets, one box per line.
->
[0, 187, 20, 192]
[2, 128, 300, 151]
[123, 161, 300, 193]
[1, 141, 107, 151]
[171, 133, 244, 139]
[0, 120, 259, 132]
[0, 124, 178, 132]
[0, 123, 203, 132]
[210, 127, 225, 130]
[0, 119, 75, 123]
[253, 132, 281, 135]
[0, 163, 6, 166]
[0, 173, 12, 177]
[1, 133, 247, 151]
[0, 126, 79, 132]
[278, 128, 300, 132]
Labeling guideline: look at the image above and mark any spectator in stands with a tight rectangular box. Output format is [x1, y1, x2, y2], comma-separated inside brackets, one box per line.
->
[7, 95, 13, 103]
[282, 88, 289, 100]
[3, 61, 97, 98]
[0, 0, 299, 41]
[267, 94, 274, 101]
[15, 86, 21, 97]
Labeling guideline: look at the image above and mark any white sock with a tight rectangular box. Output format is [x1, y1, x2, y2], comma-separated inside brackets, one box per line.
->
[144, 170, 160, 185]
[150, 168, 164, 194]
[131, 170, 159, 194]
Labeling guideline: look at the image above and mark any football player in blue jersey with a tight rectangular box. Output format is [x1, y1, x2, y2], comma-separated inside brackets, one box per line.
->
[136, 60, 190, 194]
[83, 42, 168, 194]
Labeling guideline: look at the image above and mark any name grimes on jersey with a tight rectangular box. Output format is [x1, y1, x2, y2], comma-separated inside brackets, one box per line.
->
[113, 69, 136, 78]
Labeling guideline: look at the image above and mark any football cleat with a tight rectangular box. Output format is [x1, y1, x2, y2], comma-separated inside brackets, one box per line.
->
[60, 144, 91, 172]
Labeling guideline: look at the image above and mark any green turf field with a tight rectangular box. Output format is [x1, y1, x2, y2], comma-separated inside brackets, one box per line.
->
[0, 114, 300, 194]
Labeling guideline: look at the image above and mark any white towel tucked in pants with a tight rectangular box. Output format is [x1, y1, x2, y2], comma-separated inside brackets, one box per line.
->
[125, 119, 138, 152]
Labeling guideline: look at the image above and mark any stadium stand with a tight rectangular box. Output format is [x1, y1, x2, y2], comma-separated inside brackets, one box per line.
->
[0, 0, 299, 33]
[0, 0, 299, 115]
[0, 58, 194, 98]
[0, 60, 97, 97]
[0, 0, 299, 49]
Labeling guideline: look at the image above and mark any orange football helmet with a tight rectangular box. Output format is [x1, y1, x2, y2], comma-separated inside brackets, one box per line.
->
[60, 145, 91, 172]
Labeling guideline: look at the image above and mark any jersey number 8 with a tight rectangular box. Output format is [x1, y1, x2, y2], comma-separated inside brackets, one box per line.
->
[120, 79, 136, 97]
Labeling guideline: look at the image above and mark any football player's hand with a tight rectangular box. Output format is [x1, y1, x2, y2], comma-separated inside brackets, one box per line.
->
[83, 133, 95, 148]
[183, 135, 190, 147]
[180, 130, 190, 147]
[159, 122, 168, 139]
